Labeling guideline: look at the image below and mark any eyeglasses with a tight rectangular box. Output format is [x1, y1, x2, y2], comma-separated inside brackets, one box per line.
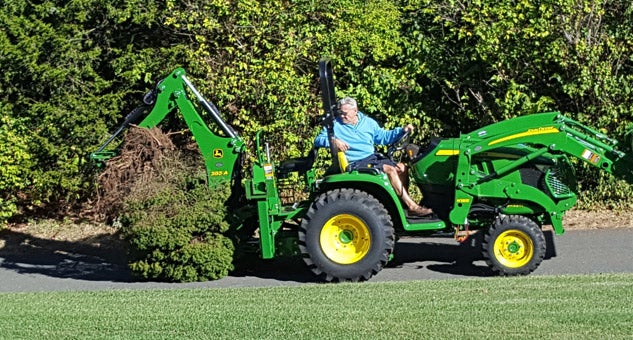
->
[338, 109, 356, 116]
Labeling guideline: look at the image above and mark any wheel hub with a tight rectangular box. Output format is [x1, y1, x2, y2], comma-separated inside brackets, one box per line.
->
[493, 230, 534, 268]
[320, 214, 371, 264]
[339, 230, 354, 244]
[507, 241, 521, 253]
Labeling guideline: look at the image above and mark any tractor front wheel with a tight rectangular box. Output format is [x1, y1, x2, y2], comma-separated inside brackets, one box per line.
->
[299, 188, 394, 282]
[483, 215, 546, 276]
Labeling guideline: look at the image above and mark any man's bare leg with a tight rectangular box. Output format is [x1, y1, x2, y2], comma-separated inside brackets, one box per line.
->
[383, 164, 432, 216]
[396, 163, 410, 189]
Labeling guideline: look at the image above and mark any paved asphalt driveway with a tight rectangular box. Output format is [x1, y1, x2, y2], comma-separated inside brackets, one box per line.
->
[1, 228, 632, 292]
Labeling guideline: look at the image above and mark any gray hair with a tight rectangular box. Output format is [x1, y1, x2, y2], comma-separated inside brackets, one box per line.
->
[337, 97, 357, 110]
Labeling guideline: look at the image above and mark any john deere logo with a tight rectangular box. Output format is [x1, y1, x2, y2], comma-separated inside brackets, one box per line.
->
[213, 149, 223, 158]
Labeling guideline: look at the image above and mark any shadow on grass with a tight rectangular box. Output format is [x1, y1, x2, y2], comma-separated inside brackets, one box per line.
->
[0, 228, 133, 282]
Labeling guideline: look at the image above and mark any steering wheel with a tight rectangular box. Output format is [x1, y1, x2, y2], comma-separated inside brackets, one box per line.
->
[386, 131, 410, 160]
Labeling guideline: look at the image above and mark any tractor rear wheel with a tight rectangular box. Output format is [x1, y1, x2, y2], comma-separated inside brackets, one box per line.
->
[483, 215, 546, 276]
[299, 188, 394, 282]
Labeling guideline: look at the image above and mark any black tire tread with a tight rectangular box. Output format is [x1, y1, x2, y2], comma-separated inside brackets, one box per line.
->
[298, 188, 394, 282]
[482, 214, 546, 276]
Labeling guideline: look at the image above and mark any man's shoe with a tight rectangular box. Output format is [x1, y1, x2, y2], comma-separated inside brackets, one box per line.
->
[408, 205, 433, 217]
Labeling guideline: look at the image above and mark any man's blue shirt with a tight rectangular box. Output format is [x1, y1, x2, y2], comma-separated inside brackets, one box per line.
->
[314, 112, 404, 162]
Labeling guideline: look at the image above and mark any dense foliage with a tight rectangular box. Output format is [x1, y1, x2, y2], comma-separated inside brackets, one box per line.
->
[2, 0, 633, 225]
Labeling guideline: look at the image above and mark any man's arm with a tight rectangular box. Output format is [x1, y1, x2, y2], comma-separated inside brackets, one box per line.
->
[314, 127, 351, 151]
[314, 127, 330, 148]
[374, 124, 415, 145]
[374, 126, 403, 145]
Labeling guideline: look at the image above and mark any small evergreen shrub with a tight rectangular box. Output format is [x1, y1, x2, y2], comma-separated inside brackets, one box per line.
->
[120, 171, 235, 282]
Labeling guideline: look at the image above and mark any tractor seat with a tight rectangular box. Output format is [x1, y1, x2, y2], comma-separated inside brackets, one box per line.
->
[324, 152, 383, 176]
[355, 167, 381, 175]
[346, 152, 387, 175]
[277, 148, 317, 177]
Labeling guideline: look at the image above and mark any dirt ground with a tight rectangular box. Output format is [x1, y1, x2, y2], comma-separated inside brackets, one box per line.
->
[0, 219, 125, 261]
[562, 209, 633, 229]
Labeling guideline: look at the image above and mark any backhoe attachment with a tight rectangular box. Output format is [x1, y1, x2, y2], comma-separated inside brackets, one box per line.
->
[91, 68, 245, 186]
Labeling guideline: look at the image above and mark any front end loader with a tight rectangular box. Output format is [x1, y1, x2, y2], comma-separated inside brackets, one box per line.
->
[407, 112, 633, 275]
[93, 61, 633, 282]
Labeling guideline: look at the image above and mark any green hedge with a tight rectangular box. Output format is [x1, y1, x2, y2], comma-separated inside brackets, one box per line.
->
[1, 0, 632, 224]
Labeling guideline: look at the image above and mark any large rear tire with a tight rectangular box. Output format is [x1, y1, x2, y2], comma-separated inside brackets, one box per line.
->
[299, 188, 394, 282]
[483, 215, 546, 276]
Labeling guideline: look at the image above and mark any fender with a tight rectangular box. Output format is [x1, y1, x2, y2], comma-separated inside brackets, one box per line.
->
[319, 172, 444, 231]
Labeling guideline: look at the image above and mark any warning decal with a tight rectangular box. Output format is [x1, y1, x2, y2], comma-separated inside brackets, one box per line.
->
[582, 149, 600, 164]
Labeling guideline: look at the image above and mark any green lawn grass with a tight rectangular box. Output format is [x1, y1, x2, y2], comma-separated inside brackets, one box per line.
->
[1, 273, 631, 339]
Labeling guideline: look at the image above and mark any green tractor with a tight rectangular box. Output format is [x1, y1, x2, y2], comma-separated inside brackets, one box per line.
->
[92, 60, 633, 282]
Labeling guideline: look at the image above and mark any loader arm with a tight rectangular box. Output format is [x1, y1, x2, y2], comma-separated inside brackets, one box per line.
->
[459, 112, 633, 182]
[91, 68, 245, 186]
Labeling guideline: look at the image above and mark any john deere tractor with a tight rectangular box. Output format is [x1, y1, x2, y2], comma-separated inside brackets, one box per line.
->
[92, 60, 633, 282]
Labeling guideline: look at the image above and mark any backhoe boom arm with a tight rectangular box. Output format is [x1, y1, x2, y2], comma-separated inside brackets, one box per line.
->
[91, 68, 245, 185]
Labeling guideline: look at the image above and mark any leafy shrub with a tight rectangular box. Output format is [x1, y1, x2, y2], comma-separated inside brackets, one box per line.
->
[0, 107, 32, 226]
[575, 164, 633, 211]
[3, 0, 633, 221]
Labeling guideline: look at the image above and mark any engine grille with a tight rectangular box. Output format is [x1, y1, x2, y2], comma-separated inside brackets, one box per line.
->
[545, 168, 573, 198]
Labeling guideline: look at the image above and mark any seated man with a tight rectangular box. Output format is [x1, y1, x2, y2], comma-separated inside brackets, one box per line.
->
[314, 97, 433, 216]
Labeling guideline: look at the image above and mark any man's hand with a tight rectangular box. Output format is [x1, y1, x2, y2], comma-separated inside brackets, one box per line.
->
[403, 124, 415, 134]
[332, 138, 350, 152]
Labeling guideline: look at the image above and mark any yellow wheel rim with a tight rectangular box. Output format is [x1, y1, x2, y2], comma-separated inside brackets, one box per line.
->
[320, 214, 371, 264]
[493, 230, 534, 268]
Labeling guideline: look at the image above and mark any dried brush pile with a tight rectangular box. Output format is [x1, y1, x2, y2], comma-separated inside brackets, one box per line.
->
[94, 126, 176, 220]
